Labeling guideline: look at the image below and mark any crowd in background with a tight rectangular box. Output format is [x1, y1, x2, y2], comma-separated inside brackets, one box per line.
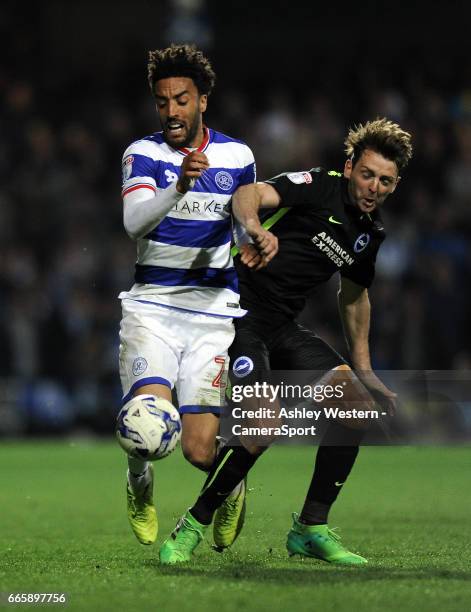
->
[1, 1, 470, 434]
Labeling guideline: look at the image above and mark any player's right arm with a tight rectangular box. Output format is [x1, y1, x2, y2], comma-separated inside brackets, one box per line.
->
[122, 149, 208, 240]
[232, 183, 280, 268]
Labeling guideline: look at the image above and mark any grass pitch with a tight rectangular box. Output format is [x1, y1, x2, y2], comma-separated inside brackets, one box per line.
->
[1, 442, 470, 612]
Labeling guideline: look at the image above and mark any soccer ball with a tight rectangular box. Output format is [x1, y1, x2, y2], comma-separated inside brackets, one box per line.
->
[116, 395, 182, 460]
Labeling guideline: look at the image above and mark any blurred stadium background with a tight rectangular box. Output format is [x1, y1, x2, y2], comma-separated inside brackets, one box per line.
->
[1, 0, 471, 437]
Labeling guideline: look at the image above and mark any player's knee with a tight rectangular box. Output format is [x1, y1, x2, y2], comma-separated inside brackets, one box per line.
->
[332, 366, 375, 404]
[328, 365, 377, 430]
[344, 391, 376, 412]
[181, 441, 215, 471]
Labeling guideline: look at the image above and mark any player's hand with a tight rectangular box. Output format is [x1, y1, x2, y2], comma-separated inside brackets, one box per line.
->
[240, 233, 278, 270]
[239, 244, 264, 269]
[176, 151, 209, 193]
[244, 220, 278, 269]
[357, 371, 397, 416]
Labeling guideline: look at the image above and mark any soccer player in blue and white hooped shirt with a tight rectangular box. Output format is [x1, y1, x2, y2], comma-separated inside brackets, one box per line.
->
[118, 44, 277, 547]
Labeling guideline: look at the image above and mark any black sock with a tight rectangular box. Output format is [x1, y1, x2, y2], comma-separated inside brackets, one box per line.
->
[300, 421, 364, 525]
[191, 443, 258, 525]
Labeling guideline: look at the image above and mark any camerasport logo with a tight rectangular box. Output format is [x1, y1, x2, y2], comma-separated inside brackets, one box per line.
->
[232, 356, 254, 378]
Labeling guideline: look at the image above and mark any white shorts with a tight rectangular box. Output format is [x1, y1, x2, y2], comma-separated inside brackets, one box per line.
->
[119, 299, 235, 415]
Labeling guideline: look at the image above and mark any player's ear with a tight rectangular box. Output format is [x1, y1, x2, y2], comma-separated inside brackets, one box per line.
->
[391, 175, 401, 193]
[199, 94, 208, 113]
[344, 158, 352, 178]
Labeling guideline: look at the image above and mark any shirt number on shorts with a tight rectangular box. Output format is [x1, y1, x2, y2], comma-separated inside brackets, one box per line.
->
[212, 356, 226, 388]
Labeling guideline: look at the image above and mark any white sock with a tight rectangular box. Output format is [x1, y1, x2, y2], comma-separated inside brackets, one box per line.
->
[127, 458, 151, 494]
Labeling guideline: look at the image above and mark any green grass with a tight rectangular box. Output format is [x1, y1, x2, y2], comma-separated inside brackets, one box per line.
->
[1, 443, 470, 612]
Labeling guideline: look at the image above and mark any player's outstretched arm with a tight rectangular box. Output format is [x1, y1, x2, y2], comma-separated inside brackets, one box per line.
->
[232, 183, 280, 268]
[338, 276, 397, 415]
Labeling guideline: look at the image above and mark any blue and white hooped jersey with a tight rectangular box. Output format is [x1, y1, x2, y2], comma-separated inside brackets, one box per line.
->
[119, 127, 256, 317]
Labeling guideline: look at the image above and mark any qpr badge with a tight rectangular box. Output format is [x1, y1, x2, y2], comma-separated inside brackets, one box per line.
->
[232, 356, 254, 378]
[354, 233, 371, 253]
[132, 357, 148, 376]
[215, 170, 234, 191]
[122, 155, 134, 181]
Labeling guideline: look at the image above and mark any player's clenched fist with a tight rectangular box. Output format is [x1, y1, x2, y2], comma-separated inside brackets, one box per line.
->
[176, 151, 209, 193]
[242, 221, 278, 270]
[253, 227, 278, 261]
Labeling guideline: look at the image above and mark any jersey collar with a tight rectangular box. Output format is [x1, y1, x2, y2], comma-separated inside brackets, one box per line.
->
[176, 126, 211, 156]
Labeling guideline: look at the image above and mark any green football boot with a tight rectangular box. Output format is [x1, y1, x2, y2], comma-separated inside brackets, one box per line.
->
[286, 513, 367, 565]
[213, 478, 247, 550]
[126, 465, 158, 545]
[159, 510, 208, 565]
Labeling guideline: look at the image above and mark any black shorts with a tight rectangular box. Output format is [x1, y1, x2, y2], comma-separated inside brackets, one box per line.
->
[229, 314, 346, 389]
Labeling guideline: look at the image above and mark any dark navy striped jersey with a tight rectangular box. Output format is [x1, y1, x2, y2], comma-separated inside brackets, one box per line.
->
[235, 167, 386, 320]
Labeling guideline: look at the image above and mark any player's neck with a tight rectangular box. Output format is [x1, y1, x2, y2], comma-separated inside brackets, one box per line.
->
[180, 126, 209, 153]
[190, 125, 207, 148]
[191, 126, 203, 148]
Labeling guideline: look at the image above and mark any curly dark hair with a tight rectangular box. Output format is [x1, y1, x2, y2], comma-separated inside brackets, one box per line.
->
[345, 117, 413, 172]
[147, 44, 216, 97]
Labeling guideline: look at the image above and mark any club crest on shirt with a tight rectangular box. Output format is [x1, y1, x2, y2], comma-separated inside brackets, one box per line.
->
[232, 356, 254, 378]
[287, 172, 312, 184]
[132, 357, 148, 376]
[122, 155, 134, 181]
[354, 233, 371, 253]
[215, 171, 234, 191]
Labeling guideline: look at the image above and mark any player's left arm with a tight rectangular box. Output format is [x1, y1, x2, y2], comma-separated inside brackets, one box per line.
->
[231, 148, 258, 253]
[232, 182, 280, 269]
[338, 276, 397, 414]
[338, 276, 372, 370]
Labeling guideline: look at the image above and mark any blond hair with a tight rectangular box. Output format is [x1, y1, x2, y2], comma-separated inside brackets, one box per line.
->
[345, 118, 413, 172]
